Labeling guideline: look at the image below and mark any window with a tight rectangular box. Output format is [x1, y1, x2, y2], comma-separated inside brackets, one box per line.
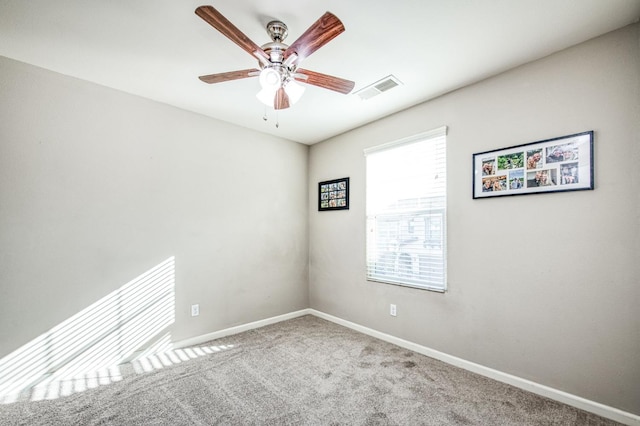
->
[365, 127, 447, 292]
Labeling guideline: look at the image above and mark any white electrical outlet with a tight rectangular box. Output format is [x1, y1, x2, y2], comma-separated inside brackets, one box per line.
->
[390, 304, 397, 317]
[191, 304, 200, 317]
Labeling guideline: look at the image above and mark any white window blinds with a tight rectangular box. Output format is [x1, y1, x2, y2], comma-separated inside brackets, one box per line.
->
[365, 127, 447, 292]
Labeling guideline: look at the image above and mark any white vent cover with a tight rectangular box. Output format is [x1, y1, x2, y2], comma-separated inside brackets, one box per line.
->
[354, 75, 402, 100]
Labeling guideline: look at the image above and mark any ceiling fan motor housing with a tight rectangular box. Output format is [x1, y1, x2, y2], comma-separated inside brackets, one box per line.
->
[261, 20, 290, 66]
[261, 41, 288, 65]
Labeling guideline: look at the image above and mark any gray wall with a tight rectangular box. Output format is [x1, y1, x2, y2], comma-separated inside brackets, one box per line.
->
[308, 24, 640, 415]
[0, 56, 309, 358]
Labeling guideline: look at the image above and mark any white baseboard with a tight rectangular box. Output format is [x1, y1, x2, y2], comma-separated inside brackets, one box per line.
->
[173, 308, 639, 426]
[172, 309, 311, 349]
[308, 309, 640, 426]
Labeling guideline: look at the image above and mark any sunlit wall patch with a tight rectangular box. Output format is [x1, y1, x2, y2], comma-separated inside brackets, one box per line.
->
[0, 256, 176, 403]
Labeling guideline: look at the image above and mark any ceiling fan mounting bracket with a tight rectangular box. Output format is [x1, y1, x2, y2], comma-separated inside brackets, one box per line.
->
[266, 20, 288, 42]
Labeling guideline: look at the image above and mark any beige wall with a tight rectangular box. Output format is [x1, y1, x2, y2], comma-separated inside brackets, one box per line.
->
[0, 56, 309, 357]
[308, 24, 640, 414]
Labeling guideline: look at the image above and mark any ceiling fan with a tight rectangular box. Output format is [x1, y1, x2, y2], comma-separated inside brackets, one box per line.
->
[195, 5, 355, 110]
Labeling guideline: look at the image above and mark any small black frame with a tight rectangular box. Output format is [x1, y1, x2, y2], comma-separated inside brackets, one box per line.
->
[472, 131, 594, 199]
[318, 177, 350, 211]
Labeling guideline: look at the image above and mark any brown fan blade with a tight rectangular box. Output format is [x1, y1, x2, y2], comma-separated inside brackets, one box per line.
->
[195, 6, 269, 61]
[295, 69, 355, 94]
[274, 87, 290, 110]
[198, 68, 259, 84]
[283, 12, 344, 64]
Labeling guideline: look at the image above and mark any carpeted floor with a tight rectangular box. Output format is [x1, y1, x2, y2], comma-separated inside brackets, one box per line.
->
[0, 315, 622, 425]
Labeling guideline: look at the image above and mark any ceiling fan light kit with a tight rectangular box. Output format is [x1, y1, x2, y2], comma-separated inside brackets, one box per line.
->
[195, 5, 355, 112]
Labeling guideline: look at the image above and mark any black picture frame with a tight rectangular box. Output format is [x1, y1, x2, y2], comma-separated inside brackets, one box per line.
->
[473, 131, 594, 199]
[318, 177, 350, 211]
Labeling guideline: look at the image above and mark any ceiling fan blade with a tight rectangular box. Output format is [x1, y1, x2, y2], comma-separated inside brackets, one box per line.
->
[274, 87, 290, 110]
[295, 69, 355, 94]
[198, 68, 260, 84]
[283, 12, 345, 64]
[195, 6, 269, 61]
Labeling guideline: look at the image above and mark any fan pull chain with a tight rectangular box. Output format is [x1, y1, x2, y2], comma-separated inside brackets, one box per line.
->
[261, 108, 280, 129]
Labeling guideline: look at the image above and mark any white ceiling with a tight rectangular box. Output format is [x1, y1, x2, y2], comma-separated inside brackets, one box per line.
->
[1, 1, 639, 145]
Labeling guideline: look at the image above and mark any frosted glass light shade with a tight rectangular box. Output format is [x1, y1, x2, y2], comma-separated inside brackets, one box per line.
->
[284, 80, 305, 105]
[256, 88, 277, 107]
[259, 68, 281, 90]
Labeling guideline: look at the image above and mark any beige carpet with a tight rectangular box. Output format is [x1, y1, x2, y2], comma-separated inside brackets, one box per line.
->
[0, 315, 621, 425]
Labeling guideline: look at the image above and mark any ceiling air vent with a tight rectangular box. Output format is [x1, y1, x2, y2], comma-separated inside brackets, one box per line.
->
[354, 75, 402, 100]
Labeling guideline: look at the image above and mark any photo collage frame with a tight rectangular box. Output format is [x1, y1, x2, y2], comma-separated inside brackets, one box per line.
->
[473, 131, 594, 199]
[318, 177, 349, 211]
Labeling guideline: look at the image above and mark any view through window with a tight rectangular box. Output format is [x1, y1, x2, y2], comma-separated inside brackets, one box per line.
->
[365, 127, 447, 291]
